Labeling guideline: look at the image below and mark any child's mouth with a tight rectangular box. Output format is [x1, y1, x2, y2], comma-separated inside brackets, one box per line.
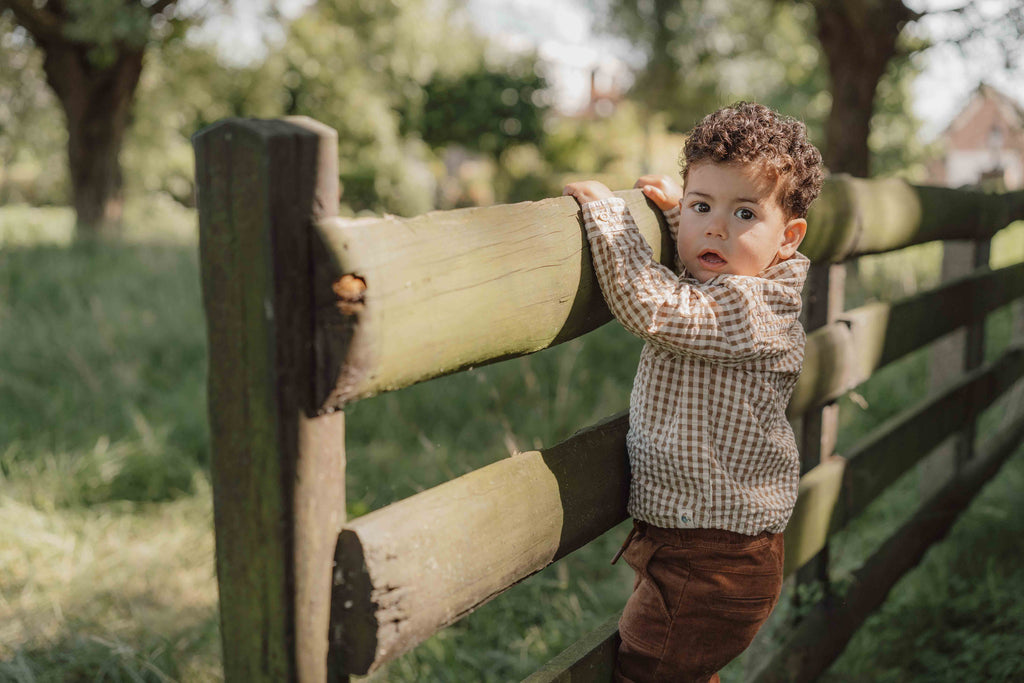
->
[699, 250, 726, 267]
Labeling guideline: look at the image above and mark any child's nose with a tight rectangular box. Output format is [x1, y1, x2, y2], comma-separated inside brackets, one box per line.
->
[705, 217, 727, 239]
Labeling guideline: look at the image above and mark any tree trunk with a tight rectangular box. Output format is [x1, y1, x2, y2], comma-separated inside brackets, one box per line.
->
[38, 39, 143, 240]
[812, 0, 915, 177]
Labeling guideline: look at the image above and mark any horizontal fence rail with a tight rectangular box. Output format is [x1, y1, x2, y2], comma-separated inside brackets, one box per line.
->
[785, 345, 1024, 572]
[789, 261, 1024, 416]
[313, 192, 672, 409]
[801, 178, 1023, 261]
[329, 414, 630, 675]
[313, 180, 1024, 412]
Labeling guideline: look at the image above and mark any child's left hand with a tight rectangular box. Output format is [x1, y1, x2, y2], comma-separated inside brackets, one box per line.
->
[563, 181, 613, 206]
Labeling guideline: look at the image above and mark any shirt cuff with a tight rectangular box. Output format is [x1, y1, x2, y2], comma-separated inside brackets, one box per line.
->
[663, 203, 682, 221]
[581, 197, 628, 234]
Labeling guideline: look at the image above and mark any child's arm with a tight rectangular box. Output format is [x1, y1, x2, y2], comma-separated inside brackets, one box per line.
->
[564, 183, 802, 365]
[635, 175, 684, 273]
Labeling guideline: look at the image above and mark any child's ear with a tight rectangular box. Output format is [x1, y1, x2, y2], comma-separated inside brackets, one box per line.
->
[778, 218, 807, 259]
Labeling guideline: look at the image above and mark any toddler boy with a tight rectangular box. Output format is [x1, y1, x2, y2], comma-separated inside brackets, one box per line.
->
[563, 102, 824, 682]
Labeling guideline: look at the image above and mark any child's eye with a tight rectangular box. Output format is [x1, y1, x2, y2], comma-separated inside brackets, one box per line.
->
[693, 202, 710, 213]
[735, 207, 756, 220]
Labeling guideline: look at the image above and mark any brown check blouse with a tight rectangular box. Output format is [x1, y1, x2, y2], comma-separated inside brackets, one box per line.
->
[582, 198, 809, 535]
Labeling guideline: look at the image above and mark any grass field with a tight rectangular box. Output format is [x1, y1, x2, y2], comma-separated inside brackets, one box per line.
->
[2, 204, 1023, 681]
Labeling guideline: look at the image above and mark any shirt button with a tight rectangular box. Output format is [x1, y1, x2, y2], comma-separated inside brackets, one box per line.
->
[597, 212, 609, 221]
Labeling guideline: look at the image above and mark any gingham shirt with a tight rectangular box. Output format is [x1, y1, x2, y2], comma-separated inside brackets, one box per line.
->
[582, 197, 809, 535]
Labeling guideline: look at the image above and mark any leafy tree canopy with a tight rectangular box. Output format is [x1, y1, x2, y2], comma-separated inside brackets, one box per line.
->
[594, 0, 830, 131]
[593, 0, 930, 175]
[412, 59, 550, 160]
[258, 0, 550, 215]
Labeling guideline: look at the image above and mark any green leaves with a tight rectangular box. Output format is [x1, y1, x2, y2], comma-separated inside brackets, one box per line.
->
[415, 61, 549, 159]
[62, 0, 154, 67]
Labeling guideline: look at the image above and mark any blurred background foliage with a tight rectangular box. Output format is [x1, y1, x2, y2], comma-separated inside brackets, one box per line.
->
[0, 0, 943, 230]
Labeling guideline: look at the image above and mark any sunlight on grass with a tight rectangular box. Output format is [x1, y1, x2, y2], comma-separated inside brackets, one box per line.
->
[0, 205, 75, 246]
[121, 194, 198, 245]
[0, 196, 197, 248]
[0, 484, 222, 682]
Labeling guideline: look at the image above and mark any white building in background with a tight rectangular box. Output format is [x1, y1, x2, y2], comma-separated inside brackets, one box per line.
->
[927, 84, 1024, 190]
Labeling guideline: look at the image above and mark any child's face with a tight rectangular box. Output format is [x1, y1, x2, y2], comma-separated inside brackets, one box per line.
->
[677, 161, 806, 283]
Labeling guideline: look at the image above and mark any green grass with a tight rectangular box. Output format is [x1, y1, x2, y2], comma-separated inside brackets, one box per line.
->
[2, 205, 1023, 681]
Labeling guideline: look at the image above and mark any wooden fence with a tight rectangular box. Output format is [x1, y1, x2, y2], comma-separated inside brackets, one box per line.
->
[193, 117, 1024, 682]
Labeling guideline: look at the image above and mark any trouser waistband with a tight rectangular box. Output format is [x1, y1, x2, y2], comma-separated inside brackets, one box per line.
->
[633, 519, 775, 546]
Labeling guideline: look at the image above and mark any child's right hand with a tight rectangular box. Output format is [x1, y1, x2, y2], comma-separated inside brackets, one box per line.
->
[563, 180, 614, 206]
[634, 175, 683, 212]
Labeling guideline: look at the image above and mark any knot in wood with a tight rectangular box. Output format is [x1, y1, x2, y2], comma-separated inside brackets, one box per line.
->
[332, 274, 366, 315]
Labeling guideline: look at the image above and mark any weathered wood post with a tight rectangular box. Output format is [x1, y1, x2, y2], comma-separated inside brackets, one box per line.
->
[794, 261, 844, 600]
[194, 117, 347, 682]
[921, 237, 990, 497]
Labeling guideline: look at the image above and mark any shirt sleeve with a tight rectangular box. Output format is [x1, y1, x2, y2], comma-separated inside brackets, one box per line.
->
[581, 197, 802, 365]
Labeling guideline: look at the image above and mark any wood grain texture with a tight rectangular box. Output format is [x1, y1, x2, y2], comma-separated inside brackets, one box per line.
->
[313, 180, 1024, 411]
[195, 118, 347, 683]
[328, 414, 630, 675]
[783, 456, 846, 576]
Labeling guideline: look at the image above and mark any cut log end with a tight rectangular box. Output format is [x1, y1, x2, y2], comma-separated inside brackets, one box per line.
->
[329, 529, 379, 676]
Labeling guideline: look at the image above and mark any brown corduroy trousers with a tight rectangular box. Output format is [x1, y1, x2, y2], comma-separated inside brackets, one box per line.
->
[613, 520, 784, 683]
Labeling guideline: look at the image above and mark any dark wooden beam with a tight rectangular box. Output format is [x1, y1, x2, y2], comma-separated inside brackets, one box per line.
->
[195, 117, 347, 683]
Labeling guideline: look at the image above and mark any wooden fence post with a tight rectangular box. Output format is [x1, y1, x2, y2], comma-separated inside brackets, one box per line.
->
[796, 262, 845, 591]
[920, 238, 989, 497]
[194, 117, 347, 682]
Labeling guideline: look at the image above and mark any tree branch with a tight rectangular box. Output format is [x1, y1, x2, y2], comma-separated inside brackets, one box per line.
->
[145, 0, 178, 17]
[0, 0, 65, 41]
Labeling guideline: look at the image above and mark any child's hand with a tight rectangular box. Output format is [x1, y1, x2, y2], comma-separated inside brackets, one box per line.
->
[563, 181, 613, 206]
[634, 175, 683, 212]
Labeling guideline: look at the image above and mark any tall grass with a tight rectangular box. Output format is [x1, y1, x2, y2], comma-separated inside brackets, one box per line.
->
[2, 205, 1023, 681]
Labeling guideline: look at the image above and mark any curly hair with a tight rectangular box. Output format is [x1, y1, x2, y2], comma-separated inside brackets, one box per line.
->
[681, 102, 824, 219]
